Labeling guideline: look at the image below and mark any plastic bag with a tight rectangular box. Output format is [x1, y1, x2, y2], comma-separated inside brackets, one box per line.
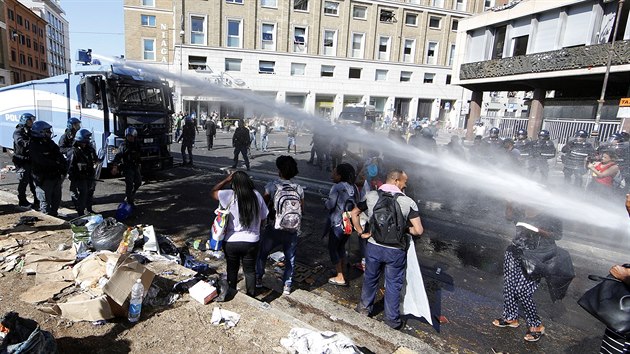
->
[0, 312, 57, 354]
[91, 217, 126, 251]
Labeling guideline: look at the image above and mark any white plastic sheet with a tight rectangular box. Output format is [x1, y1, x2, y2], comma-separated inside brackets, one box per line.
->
[280, 328, 360, 354]
[401, 236, 433, 325]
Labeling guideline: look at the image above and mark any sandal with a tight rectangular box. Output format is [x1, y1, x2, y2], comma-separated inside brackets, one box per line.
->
[492, 318, 520, 328]
[328, 278, 347, 286]
[524, 326, 545, 342]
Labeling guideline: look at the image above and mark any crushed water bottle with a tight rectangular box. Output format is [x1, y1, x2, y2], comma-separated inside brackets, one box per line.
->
[128, 279, 144, 323]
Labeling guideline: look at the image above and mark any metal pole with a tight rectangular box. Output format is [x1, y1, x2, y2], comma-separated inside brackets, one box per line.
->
[593, 0, 625, 138]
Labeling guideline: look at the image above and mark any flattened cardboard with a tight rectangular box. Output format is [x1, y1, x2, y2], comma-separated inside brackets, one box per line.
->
[20, 281, 73, 304]
[103, 254, 155, 306]
[41, 294, 115, 322]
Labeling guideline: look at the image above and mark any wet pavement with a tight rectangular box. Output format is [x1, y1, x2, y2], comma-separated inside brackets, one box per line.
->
[0, 128, 623, 353]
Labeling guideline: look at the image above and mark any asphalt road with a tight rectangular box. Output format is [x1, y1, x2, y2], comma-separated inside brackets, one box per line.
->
[0, 128, 623, 353]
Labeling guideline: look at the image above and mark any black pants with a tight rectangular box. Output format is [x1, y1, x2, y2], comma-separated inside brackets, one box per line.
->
[224, 241, 259, 297]
[181, 142, 193, 164]
[16, 164, 37, 203]
[123, 166, 142, 204]
[233, 146, 250, 169]
[70, 178, 95, 215]
[206, 135, 214, 149]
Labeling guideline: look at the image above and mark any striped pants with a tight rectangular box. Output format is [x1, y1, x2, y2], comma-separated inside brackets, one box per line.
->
[601, 328, 630, 354]
[502, 247, 542, 327]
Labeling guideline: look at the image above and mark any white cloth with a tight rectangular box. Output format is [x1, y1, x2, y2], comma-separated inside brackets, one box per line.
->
[401, 236, 433, 325]
[210, 307, 240, 328]
[280, 328, 360, 354]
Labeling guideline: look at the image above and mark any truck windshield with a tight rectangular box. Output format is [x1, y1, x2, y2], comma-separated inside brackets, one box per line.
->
[338, 107, 365, 123]
[112, 84, 166, 110]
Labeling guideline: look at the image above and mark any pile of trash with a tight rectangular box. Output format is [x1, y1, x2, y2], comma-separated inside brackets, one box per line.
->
[2, 214, 234, 324]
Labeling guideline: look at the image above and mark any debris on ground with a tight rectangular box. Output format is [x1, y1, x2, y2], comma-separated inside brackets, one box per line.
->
[210, 307, 240, 328]
[280, 327, 361, 354]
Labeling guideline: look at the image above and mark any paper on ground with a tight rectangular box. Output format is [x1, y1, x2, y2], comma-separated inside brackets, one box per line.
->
[210, 307, 240, 328]
[401, 236, 433, 325]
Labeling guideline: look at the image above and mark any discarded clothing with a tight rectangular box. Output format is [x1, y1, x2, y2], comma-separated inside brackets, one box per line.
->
[280, 328, 360, 354]
[401, 236, 433, 326]
[210, 307, 240, 328]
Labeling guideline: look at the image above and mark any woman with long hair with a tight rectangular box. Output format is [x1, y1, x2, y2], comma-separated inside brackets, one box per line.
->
[325, 163, 358, 286]
[211, 171, 268, 297]
[587, 150, 620, 197]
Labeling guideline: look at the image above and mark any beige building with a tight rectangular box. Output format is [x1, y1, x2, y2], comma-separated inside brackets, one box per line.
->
[124, 0, 494, 124]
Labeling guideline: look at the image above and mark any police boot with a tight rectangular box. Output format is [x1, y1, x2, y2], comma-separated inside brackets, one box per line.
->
[18, 197, 31, 208]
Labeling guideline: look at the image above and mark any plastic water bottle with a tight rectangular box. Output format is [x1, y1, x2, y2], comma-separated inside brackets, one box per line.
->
[128, 279, 144, 323]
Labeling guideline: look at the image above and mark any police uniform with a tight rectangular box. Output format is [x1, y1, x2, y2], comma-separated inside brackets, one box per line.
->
[561, 138, 595, 187]
[58, 129, 77, 156]
[179, 118, 196, 165]
[12, 124, 38, 207]
[30, 126, 67, 216]
[67, 139, 98, 215]
[529, 138, 556, 181]
[113, 139, 142, 205]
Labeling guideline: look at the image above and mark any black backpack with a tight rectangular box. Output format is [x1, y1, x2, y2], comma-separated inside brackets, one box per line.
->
[369, 190, 406, 249]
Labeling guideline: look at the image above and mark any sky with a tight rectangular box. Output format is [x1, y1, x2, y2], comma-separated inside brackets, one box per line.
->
[62, 0, 125, 62]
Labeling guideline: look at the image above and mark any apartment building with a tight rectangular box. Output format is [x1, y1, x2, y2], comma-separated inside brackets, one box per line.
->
[0, 0, 11, 87]
[20, 0, 71, 76]
[4, 0, 47, 84]
[453, 0, 630, 142]
[124, 0, 494, 125]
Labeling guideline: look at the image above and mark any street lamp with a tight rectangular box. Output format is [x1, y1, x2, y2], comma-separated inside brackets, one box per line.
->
[593, 0, 625, 139]
[179, 29, 184, 112]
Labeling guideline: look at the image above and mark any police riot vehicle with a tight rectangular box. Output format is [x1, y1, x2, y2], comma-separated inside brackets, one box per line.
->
[0, 50, 174, 174]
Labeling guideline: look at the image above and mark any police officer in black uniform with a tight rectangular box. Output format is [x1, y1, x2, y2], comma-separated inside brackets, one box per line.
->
[529, 130, 556, 182]
[178, 116, 196, 166]
[408, 126, 438, 154]
[58, 117, 81, 156]
[12, 113, 39, 208]
[29, 121, 67, 216]
[67, 129, 98, 216]
[561, 129, 595, 187]
[481, 127, 504, 164]
[514, 128, 533, 169]
[112, 127, 142, 206]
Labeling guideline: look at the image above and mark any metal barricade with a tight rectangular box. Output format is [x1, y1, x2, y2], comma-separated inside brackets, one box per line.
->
[478, 116, 529, 138]
[542, 119, 621, 145]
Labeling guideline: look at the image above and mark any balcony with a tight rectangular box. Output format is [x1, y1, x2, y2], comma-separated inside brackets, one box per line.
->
[460, 40, 630, 80]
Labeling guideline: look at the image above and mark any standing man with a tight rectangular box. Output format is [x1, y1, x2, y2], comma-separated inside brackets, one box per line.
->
[112, 127, 142, 207]
[231, 119, 251, 170]
[178, 116, 196, 166]
[259, 121, 269, 152]
[29, 121, 67, 216]
[287, 122, 298, 155]
[12, 113, 38, 208]
[561, 129, 595, 187]
[58, 117, 81, 156]
[67, 129, 98, 215]
[204, 116, 217, 150]
[350, 169, 424, 330]
[174, 112, 183, 142]
[529, 130, 556, 182]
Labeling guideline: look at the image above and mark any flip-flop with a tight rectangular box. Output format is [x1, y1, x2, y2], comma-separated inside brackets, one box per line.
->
[328, 278, 347, 286]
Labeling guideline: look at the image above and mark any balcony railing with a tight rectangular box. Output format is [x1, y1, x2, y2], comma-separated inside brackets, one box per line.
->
[460, 40, 630, 80]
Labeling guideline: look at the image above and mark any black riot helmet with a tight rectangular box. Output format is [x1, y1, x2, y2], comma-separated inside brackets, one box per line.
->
[516, 128, 527, 140]
[575, 129, 588, 138]
[538, 130, 550, 140]
[489, 127, 500, 138]
[609, 132, 625, 144]
[620, 131, 630, 142]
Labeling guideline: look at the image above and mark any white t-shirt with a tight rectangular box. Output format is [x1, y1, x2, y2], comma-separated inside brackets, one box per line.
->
[218, 189, 269, 243]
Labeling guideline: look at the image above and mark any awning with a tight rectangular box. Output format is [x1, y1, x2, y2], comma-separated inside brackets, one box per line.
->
[318, 102, 334, 108]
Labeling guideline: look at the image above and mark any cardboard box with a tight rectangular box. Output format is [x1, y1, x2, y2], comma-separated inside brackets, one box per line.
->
[103, 253, 155, 306]
[189, 281, 217, 304]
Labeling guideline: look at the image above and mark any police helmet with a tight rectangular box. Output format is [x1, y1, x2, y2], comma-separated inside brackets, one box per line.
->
[609, 132, 625, 143]
[74, 129, 92, 143]
[185, 116, 193, 123]
[516, 129, 527, 139]
[414, 125, 423, 131]
[19, 113, 35, 126]
[489, 127, 500, 137]
[538, 130, 550, 139]
[420, 128, 434, 138]
[125, 127, 138, 137]
[31, 121, 53, 138]
[575, 129, 588, 138]
[620, 132, 630, 142]
[67, 117, 81, 130]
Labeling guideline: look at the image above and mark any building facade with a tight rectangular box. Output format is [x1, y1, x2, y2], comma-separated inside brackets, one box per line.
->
[453, 0, 630, 142]
[20, 0, 71, 77]
[124, 0, 494, 125]
[4, 0, 47, 84]
[0, 0, 11, 87]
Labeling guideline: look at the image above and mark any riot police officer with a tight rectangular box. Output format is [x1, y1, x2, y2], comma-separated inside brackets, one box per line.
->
[603, 132, 630, 191]
[58, 117, 81, 156]
[481, 127, 504, 164]
[408, 126, 437, 153]
[561, 129, 595, 187]
[12, 113, 39, 208]
[67, 129, 98, 216]
[529, 130, 556, 182]
[29, 121, 67, 216]
[177, 116, 196, 166]
[112, 127, 142, 206]
[514, 128, 533, 167]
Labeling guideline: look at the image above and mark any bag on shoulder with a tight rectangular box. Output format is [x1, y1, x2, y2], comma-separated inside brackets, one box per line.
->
[578, 274, 630, 335]
[209, 197, 234, 251]
[273, 183, 302, 232]
[369, 190, 406, 249]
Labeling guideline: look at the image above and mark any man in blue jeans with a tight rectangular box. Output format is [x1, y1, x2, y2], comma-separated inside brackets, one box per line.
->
[350, 169, 424, 329]
[256, 155, 304, 295]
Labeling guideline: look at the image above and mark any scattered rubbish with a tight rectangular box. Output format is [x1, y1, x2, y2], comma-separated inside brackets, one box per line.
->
[140, 225, 158, 253]
[214, 277, 232, 303]
[189, 281, 218, 304]
[91, 320, 106, 326]
[210, 307, 240, 328]
[207, 250, 224, 260]
[145, 286, 179, 307]
[438, 315, 449, 324]
[13, 216, 39, 227]
[91, 218, 126, 252]
[186, 239, 209, 251]
[115, 202, 134, 222]
[269, 251, 285, 263]
[280, 328, 360, 354]
[57, 244, 70, 251]
[19, 281, 73, 304]
[183, 255, 210, 274]
[128, 279, 144, 323]
[259, 302, 271, 310]
[0, 312, 57, 353]
[172, 277, 203, 294]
